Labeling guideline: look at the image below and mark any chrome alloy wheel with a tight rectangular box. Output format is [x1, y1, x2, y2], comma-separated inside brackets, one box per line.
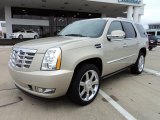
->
[79, 70, 99, 101]
[138, 55, 144, 72]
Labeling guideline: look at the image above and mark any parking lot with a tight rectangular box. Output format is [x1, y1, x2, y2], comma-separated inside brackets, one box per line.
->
[0, 47, 160, 120]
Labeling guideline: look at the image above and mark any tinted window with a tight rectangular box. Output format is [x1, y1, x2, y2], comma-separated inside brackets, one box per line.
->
[59, 19, 107, 38]
[135, 24, 147, 38]
[157, 31, 160, 35]
[20, 30, 25, 32]
[147, 32, 155, 36]
[107, 21, 123, 35]
[121, 22, 136, 38]
[148, 35, 157, 40]
[27, 31, 33, 33]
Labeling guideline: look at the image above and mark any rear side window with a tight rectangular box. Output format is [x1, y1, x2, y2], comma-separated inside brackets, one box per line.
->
[27, 31, 34, 33]
[107, 21, 123, 35]
[135, 24, 147, 38]
[121, 22, 137, 38]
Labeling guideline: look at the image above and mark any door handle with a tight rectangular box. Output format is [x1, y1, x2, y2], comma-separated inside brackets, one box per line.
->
[95, 44, 102, 48]
[123, 43, 127, 47]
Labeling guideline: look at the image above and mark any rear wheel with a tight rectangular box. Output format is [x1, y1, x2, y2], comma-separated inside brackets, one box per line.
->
[131, 52, 145, 74]
[68, 64, 100, 106]
[19, 35, 23, 40]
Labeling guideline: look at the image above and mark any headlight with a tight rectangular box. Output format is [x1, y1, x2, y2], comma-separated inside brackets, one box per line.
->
[41, 48, 62, 70]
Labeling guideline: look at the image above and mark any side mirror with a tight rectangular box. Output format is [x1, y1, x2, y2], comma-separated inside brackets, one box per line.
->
[107, 30, 125, 41]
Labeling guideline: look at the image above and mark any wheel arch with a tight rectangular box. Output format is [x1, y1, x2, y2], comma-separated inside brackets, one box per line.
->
[139, 47, 147, 57]
[73, 57, 103, 76]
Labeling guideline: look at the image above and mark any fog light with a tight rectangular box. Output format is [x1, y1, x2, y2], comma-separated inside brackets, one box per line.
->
[35, 87, 56, 94]
[36, 87, 45, 93]
[44, 88, 56, 94]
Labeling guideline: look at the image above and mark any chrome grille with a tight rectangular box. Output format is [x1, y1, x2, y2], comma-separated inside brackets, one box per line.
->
[10, 48, 37, 68]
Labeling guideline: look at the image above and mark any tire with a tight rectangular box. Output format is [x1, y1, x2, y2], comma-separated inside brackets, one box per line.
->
[34, 35, 38, 39]
[19, 35, 23, 40]
[149, 47, 152, 51]
[68, 64, 100, 106]
[131, 52, 145, 74]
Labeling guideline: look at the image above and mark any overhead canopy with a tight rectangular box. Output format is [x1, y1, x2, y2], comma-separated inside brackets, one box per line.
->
[0, 0, 129, 21]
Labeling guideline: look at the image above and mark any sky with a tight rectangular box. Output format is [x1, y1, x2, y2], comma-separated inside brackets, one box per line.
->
[0, 0, 159, 30]
[141, 0, 160, 29]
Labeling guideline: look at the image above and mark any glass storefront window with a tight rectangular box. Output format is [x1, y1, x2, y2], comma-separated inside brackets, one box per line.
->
[12, 7, 101, 37]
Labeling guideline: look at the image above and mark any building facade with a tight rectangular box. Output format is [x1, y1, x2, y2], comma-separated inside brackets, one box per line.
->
[0, 0, 145, 38]
[0, 23, 6, 38]
[147, 23, 160, 39]
[148, 23, 160, 30]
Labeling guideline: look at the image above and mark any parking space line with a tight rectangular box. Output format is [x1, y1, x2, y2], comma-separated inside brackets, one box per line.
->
[144, 68, 160, 76]
[99, 89, 137, 120]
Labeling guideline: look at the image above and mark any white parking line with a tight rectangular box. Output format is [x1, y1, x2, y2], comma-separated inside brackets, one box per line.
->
[144, 68, 160, 76]
[99, 89, 137, 120]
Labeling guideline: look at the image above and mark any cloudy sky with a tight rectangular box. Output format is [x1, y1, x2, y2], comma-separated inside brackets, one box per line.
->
[0, 0, 159, 30]
[141, 0, 160, 28]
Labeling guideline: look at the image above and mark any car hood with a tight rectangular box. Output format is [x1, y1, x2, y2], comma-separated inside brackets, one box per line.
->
[14, 36, 89, 53]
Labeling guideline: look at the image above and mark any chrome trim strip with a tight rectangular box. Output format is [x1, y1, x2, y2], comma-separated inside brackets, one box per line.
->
[13, 47, 37, 53]
[107, 54, 136, 64]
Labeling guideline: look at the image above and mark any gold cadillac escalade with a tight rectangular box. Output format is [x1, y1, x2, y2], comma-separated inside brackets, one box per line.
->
[8, 18, 148, 105]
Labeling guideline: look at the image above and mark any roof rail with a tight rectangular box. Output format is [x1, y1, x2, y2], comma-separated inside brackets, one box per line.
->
[116, 17, 135, 22]
[116, 17, 129, 20]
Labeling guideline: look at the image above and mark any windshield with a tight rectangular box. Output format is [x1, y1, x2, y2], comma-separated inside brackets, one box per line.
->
[20, 30, 25, 32]
[58, 19, 107, 38]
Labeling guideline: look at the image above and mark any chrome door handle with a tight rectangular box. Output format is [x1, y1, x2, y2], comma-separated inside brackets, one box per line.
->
[123, 43, 127, 47]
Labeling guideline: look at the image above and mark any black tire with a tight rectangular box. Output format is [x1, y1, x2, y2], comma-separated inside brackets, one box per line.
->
[131, 52, 145, 74]
[19, 35, 23, 40]
[68, 64, 100, 106]
[149, 47, 152, 51]
[34, 35, 38, 39]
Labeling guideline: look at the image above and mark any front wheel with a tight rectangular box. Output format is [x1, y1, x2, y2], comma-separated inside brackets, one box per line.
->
[149, 47, 152, 51]
[131, 53, 145, 74]
[19, 35, 23, 40]
[34, 35, 38, 39]
[68, 64, 100, 106]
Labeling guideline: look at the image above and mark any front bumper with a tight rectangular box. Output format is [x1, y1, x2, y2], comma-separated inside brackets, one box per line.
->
[8, 64, 73, 98]
[10, 35, 17, 39]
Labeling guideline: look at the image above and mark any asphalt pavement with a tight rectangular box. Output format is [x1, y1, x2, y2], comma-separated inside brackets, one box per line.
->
[0, 47, 160, 120]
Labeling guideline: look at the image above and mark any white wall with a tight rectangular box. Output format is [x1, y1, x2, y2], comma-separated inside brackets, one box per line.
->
[12, 19, 49, 26]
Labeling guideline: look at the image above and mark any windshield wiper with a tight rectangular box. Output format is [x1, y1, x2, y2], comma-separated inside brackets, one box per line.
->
[64, 34, 87, 37]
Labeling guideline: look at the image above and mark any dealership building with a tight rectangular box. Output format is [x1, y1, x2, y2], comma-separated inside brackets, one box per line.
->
[0, 0, 144, 38]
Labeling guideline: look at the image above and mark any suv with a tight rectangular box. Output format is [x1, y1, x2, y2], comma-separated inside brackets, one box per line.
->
[8, 18, 148, 105]
[148, 34, 158, 50]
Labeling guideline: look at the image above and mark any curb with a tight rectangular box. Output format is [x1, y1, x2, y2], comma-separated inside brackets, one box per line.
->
[0, 46, 13, 48]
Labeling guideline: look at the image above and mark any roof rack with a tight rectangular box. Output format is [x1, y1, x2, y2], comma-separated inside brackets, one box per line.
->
[116, 17, 135, 22]
[116, 17, 129, 20]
